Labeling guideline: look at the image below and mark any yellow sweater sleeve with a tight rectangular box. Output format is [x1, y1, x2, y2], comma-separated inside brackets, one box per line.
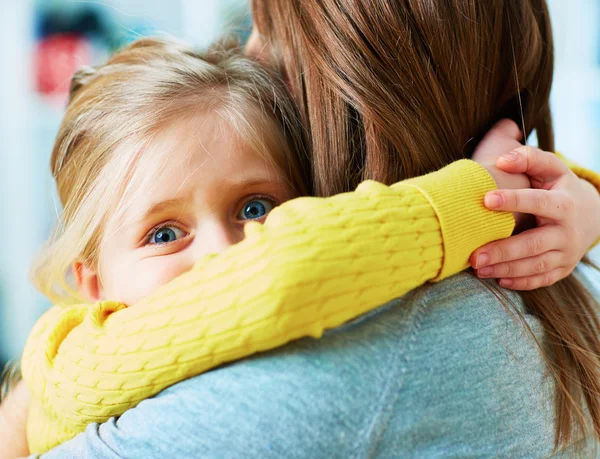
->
[23, 160, 514, 452]
[557, 153, 600, 194]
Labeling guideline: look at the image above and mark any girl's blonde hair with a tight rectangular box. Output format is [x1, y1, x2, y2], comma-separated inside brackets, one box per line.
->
[33, 37, 310, 304]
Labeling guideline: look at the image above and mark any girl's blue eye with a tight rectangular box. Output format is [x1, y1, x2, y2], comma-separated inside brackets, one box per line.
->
[238, 198, 275, 220]
[149, 226, 186, 245]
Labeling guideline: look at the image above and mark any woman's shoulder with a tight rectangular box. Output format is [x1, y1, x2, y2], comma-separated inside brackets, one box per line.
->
[377, 272, 558, 456]
[206, 272, 562, 457]
[44, 272, 596, 457]
[383, 269, 600, 457]
[399, 271, 541, 350]
[109, 275, 560, 457]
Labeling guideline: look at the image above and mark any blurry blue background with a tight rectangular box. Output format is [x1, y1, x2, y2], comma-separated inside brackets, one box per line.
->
[0, 0, 598, 366]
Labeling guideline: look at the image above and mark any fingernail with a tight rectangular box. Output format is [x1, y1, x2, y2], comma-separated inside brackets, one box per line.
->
[476, 253, 489, 268]
[485, 192, 504, 209]
[500, 151, 520, 162]
[478, 267, 493, 277]
[500, 279, 513, 288]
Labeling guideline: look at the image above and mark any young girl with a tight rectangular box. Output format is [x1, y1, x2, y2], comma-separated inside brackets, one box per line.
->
[2, 36, 600, 455]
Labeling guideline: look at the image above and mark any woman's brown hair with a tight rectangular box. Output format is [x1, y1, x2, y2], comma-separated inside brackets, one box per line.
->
[253, 0, 600, 449]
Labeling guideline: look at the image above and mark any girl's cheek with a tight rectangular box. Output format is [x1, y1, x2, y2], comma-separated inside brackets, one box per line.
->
[107, 255, 193, 305]
[123, 254, 193, 306]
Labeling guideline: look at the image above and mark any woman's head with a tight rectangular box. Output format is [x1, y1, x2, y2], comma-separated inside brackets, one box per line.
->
[250, 0, 600, 449]
[250, 0, 553, 197]
[34, 37, 310, 305]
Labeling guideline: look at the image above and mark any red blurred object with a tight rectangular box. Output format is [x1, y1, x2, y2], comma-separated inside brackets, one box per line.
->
[35, 33, 92, 97]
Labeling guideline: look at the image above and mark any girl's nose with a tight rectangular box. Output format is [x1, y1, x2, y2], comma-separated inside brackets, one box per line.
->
[192, 219, 242, 259]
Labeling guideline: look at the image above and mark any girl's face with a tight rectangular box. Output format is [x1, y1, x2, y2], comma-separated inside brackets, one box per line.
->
[75, 113, 293, 305]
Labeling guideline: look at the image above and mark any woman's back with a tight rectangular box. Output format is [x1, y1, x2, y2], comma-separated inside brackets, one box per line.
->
[37, 271, 599, 457]
[252, 0, 600, 445]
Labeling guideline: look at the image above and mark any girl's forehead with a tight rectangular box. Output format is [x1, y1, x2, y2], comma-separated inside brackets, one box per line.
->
[147, 114, 275, 175]
[111, 114, 285, 222]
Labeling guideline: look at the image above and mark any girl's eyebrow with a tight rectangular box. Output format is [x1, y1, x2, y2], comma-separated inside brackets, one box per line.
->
[135, 176, 282, 224]
[138, 198, 188, 223]
[226, 177, 277, 188]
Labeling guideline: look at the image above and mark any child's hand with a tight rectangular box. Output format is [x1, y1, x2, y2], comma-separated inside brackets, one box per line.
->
[0, 380, 30, 459]
[472, 120, 530, 210]
[471, 146, 600, 290]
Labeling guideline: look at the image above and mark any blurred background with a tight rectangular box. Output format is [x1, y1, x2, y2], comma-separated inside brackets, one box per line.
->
[0, 0, 598, 367]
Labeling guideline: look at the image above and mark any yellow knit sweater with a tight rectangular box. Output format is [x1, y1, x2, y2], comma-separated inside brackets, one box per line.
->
[21, 159, 600, 452]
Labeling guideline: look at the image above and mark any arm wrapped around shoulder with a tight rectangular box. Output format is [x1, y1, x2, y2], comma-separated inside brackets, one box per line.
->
[22, 160, 514, 452]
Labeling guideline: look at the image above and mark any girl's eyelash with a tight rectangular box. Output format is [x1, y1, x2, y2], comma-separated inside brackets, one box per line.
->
[140, 195, 278, 245]
[242, 194, 277, 206]
[236, 194, 278, 216]
[143, 221, 187, 246]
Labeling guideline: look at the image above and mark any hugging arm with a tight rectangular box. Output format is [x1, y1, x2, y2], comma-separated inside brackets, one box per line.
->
[33, 274, 568, 458]
[21, 122, 600, 452]
[23, 156, 514, 452]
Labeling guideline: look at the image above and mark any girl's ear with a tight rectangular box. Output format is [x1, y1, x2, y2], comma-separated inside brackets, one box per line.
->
[73, 262, 102, 302]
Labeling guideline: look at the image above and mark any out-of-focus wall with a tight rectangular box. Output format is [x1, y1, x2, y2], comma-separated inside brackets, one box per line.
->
[0, 1, 598, 364]
[547, 0, 600, 263]
[549, 0, 600, 169]
[0, 0, 41, 367]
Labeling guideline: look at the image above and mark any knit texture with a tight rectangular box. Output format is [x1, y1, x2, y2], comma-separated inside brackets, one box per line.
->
[22, 160, 515, 452]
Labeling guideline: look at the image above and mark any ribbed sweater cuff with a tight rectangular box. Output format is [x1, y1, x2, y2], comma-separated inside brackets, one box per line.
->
[402, 160, 515, 281]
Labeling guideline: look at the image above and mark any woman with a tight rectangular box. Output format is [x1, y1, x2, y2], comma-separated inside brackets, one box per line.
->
[245, 0, 600, 449]
[18, 0, 600, 456]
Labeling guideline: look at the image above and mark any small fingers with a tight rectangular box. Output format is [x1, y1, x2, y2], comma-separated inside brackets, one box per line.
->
[484, 188, 574, 220]
[486, 119, 523, 142]
[470, 227, 563, 268]
[475, 251, 564, 279]
[471, 119, 522, 165]
[497, 268, 568, 291]
[496, 146, 569, 181]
